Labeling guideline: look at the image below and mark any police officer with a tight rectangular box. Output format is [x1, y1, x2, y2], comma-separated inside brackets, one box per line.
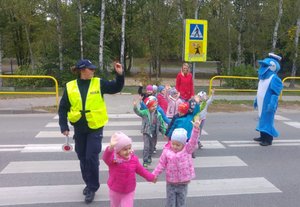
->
[58, 59, 124, 203]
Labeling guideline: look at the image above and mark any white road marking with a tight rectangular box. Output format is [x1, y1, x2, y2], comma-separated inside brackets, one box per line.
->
[284, 121, 300, 129]
[275, 115, 290, 121]
[0, 156, 246, 174]
[0, 177, 281, 206]
[21, 140, 224, 153]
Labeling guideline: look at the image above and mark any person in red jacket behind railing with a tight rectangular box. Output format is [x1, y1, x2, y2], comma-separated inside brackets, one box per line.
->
[175, 62, 194, 102]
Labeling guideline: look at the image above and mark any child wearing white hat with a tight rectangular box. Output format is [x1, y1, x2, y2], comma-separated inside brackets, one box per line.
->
[152, 119, 201, 207]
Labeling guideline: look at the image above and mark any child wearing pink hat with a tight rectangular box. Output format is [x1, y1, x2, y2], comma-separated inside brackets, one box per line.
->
[102, 132, 156, 207]
[152, 119, 201, 207]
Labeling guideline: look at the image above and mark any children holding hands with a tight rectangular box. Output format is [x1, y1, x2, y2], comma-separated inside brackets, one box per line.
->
[102, 131, 156, 207]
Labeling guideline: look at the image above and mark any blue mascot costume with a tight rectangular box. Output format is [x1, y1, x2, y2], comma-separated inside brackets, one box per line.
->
[253, 53, 283, 146]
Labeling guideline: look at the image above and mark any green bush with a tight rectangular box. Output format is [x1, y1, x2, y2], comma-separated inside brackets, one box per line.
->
[224, 64, 258, 89]
[9, 67, 54, 88]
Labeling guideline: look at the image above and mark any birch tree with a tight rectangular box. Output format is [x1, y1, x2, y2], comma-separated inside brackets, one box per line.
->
[120, 0, 127, 68]
[234, 0, 247, 66]
[271, 0, 283, 51]
[290, 16, 300, 83]
[78, 0, 84, 59]
[99, 0, 105, 71]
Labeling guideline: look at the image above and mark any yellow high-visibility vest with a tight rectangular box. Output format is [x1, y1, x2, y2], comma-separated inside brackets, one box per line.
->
[66, 78, 108, 129]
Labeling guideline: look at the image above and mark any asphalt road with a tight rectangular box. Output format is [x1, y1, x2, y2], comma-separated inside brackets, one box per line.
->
[0, 107, 300, 206]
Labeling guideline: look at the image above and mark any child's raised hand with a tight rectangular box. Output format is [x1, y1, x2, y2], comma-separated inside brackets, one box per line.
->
[110, 133, 119, 149]
[194, 95, 200, 103]
[191, 117, 201, 129]
[133, 97, 140, 107]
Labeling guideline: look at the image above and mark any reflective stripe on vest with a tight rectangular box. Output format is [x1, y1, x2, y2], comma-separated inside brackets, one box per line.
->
[66, 78, 108, 129]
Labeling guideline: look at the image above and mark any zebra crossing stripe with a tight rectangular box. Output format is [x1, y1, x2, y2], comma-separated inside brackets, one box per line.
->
[45, 121, 142, 127]
[0, 156, 246, 174]
[53, 114, 139, 119]
[0, 177, 281, 206]
[275, 115, 290, 121]
[21, 141, 224, 153]
[0, 145, 25, 152]
[35, 130, 141, 138]
[223, 139, 300, 147]
[284, 121, 300, 128]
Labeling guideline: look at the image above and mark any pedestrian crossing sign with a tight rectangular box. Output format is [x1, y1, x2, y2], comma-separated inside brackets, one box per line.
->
[184, 19, 208, 62]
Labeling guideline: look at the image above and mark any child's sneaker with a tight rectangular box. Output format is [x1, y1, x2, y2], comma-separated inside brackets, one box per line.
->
[147, 157, 152, 164]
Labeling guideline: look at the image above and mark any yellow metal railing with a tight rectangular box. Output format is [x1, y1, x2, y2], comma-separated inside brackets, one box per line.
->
[280, 76, 300, 100]
[209, 75, 258, 95]
[209, 75, 300, 101]
[0, 75, 59, 108]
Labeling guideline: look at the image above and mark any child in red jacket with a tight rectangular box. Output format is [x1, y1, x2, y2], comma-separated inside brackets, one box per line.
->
[102, 132, 156, 207]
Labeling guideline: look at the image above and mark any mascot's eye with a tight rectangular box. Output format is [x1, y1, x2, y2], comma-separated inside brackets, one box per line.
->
[269, 61, 276, 71]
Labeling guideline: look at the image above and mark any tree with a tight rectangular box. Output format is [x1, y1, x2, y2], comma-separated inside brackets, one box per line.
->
[272, 0, 283, 51]
[120, 0, 127, 67]
[78, 0, 84, 59]
[99, 0, 106, 71]
[290, 16, 300, 81]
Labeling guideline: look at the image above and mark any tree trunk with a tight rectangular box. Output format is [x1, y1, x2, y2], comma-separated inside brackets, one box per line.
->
[120, 0, 127, 67]
[227, 17, 231, 74]
[78, 0, 84, 59]
[99, 0, 105, 72]
[24, 25, 35, 70]
[289, 16, 300, 88]
[194, 0, 202, 19]
[55, 0, 63, 70]
[272, 0, 283, 51]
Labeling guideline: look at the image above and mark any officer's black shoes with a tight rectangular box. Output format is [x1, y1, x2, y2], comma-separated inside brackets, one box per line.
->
[253, 137, 262, 142]
[83, 186, 88, 195]
[260, 141, 272, 146]
[85, 190, 95, 204]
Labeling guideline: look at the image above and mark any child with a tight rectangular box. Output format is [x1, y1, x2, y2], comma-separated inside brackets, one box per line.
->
[152, 119, 201, 207]
[164, 102, 189, 140]
[138, 83, 153, 108]
[152, 85, 158, 96]
[133, 96, 166, 167]
[165, 96, 200, 141]
[102, 131, 156, 207]
[196, 88, 215, 148]
[166, 87, 183, 120]
[138, 87, 170, 125]
[157, 85, 168, 113]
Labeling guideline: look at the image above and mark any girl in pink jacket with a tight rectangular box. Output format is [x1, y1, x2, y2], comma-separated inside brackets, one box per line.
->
[152, 119, 201, 207]
[102, 131, 156, 207]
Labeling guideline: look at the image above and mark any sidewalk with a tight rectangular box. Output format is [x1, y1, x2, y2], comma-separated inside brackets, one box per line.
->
[0, 93, 299, 114]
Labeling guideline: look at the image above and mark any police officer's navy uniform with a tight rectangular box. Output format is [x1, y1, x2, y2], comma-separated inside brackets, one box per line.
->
[58, 60, 124, 203]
